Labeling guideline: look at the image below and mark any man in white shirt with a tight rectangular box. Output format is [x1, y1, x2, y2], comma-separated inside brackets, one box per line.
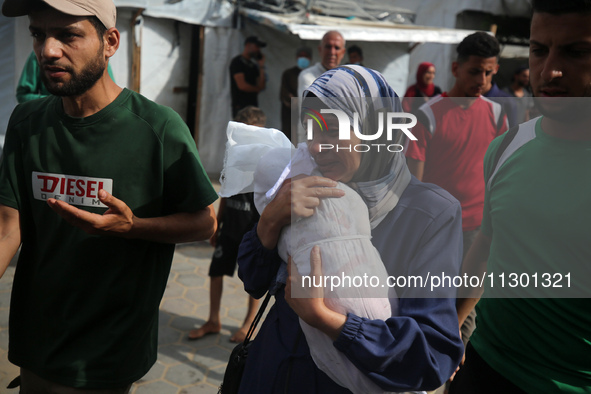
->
[296, 30, 346, 141]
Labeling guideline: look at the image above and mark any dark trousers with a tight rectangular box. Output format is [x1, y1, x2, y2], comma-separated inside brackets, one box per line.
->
[448, 343, 527, 394]
[16, 368, 132, 394]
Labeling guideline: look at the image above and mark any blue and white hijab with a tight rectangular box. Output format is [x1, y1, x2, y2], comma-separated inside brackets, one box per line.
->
[303, 65, 412, 229]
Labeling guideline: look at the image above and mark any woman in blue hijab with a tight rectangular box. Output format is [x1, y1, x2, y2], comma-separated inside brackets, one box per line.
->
[237, 66, 463, 393]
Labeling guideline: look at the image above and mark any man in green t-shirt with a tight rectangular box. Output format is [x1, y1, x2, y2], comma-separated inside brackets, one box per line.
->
[0, 0, 218, 392]
[452, 1, 591, 393]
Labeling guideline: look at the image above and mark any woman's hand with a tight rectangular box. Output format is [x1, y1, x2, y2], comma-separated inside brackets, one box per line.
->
[285, 246, 347, 341]
[290, 176, 344, 219]
[256, 176, 344, 249]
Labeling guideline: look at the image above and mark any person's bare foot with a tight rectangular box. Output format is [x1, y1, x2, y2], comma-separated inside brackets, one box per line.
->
[188, 321, 221, 340]
[229, 325, 250, 343]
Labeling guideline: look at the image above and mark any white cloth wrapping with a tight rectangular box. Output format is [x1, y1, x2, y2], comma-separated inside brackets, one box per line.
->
[219, 121, 293, 197]
[222, 121, 400, 394]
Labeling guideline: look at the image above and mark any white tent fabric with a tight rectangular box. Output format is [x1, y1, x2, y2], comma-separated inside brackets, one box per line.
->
[197, 26, 243, 177]
[0, 15, 31, 152]
[0, 14, 16, 151]
[114, 0, 234, 27]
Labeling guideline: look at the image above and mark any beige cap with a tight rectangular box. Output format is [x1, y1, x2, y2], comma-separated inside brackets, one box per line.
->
[2, 0, 116, 29]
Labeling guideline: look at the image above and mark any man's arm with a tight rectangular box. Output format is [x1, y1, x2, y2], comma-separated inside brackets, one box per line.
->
[0, 204, 21, 279]
[209, 197, 226, 247]
[47, 190, 216, 244]
[456, 230, 492, 325]
[233, 71, 265, 93]
[129, 205, 216, 244]
[406, 157, 425, 181]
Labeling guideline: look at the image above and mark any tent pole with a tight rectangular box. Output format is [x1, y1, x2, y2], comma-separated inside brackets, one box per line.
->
[188, 25, 205, 148]
[130, 9, 144, 93]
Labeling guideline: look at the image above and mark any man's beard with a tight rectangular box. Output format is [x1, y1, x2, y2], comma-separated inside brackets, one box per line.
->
[41, 49, 105, 97]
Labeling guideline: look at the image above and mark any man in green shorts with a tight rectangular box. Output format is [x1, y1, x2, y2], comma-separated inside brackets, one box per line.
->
[452, 0, 591, 392]
[0, 0, 218, 392]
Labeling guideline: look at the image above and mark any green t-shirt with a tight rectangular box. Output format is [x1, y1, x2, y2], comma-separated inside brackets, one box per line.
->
[471, 117, 591, 392]
[0, 89, 218, 388]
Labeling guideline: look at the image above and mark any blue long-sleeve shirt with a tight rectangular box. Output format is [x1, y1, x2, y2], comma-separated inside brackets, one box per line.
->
[237, 177, 464, 393]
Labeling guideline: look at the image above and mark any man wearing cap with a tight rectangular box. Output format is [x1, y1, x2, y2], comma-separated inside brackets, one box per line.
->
[230, 36, 266, 117]
[0, 0, 218, 392]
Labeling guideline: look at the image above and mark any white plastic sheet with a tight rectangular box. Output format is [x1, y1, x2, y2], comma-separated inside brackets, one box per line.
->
[219, 121, 293, 197]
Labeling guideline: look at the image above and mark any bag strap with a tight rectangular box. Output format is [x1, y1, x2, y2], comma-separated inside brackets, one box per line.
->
[242, 292, 272, 347]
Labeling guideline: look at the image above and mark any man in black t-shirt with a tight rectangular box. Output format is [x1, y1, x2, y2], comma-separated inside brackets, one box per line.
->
[229, 36, 266, 116]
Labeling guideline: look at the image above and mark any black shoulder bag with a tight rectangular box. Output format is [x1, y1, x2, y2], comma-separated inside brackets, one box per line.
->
[219, 292, 272, 394]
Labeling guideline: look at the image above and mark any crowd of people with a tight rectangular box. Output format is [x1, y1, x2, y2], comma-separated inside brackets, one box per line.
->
[0, 0, 589, 393]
